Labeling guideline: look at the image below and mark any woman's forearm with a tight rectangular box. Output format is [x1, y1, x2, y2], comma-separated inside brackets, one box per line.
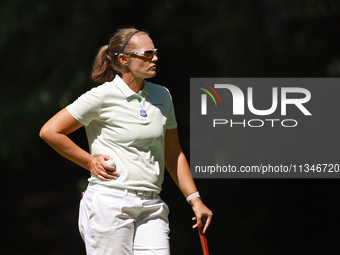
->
[40, 108, 119, 181]
[166, 150, 198, 198]
[39, 108, 94, 170]
[165, 137, 213, 232]
[40, 129, 94, 170]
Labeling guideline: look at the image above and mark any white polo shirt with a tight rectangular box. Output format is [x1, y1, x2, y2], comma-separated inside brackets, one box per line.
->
[66, 75, 177, 193]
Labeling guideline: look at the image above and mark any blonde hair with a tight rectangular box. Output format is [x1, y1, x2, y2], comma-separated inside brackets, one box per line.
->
[91, 28, 148, 83]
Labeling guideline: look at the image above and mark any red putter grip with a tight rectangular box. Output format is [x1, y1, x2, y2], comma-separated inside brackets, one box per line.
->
[198, 226, 209, 255]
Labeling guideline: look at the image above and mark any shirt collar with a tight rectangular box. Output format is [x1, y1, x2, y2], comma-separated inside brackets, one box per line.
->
[113, 75, 150, 98]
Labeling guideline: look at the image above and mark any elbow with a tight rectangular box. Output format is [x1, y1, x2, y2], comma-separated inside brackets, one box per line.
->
[39, 124, 51, 142]
[39, 126, 47, 141]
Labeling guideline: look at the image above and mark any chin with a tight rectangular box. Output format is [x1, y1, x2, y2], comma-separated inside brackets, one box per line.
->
[138, 71, 156, 80]
[148, 71, 157, 78]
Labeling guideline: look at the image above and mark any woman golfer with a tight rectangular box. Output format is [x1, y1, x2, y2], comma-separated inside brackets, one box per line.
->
[40, 28, 212, 254]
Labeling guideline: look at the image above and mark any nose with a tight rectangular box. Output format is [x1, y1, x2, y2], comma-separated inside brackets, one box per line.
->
[151, 54, 158, 62]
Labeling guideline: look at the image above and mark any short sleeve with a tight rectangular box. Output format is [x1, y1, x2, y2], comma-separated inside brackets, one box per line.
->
[66, 87, 102, 126]
[165, 90, 178, 130]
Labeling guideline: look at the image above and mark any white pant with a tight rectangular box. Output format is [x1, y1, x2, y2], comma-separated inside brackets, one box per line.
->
[79, 183, 170, 255]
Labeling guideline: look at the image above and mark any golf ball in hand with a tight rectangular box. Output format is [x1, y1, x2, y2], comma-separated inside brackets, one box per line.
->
[105, 159, 116, 167]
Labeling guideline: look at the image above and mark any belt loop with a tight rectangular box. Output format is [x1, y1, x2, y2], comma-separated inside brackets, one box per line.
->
[124, 189, 128, 196]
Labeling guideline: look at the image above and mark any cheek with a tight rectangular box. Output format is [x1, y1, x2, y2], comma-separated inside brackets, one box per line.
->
[131, 60, 149, 71]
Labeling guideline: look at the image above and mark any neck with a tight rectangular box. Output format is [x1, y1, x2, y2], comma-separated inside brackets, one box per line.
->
[121, 73, 144, 93]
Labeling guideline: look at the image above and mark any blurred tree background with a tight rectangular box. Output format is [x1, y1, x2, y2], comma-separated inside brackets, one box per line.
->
[1, 0, 340, 254]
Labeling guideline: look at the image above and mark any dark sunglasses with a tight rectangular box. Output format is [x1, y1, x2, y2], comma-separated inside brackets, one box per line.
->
[120, 49, 158, 58]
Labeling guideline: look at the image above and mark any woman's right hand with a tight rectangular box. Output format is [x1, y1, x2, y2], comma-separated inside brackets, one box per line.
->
[89, 155, 120, 181]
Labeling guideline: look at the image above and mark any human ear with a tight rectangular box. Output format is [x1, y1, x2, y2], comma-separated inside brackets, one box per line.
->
[118, 54, 129, 66]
